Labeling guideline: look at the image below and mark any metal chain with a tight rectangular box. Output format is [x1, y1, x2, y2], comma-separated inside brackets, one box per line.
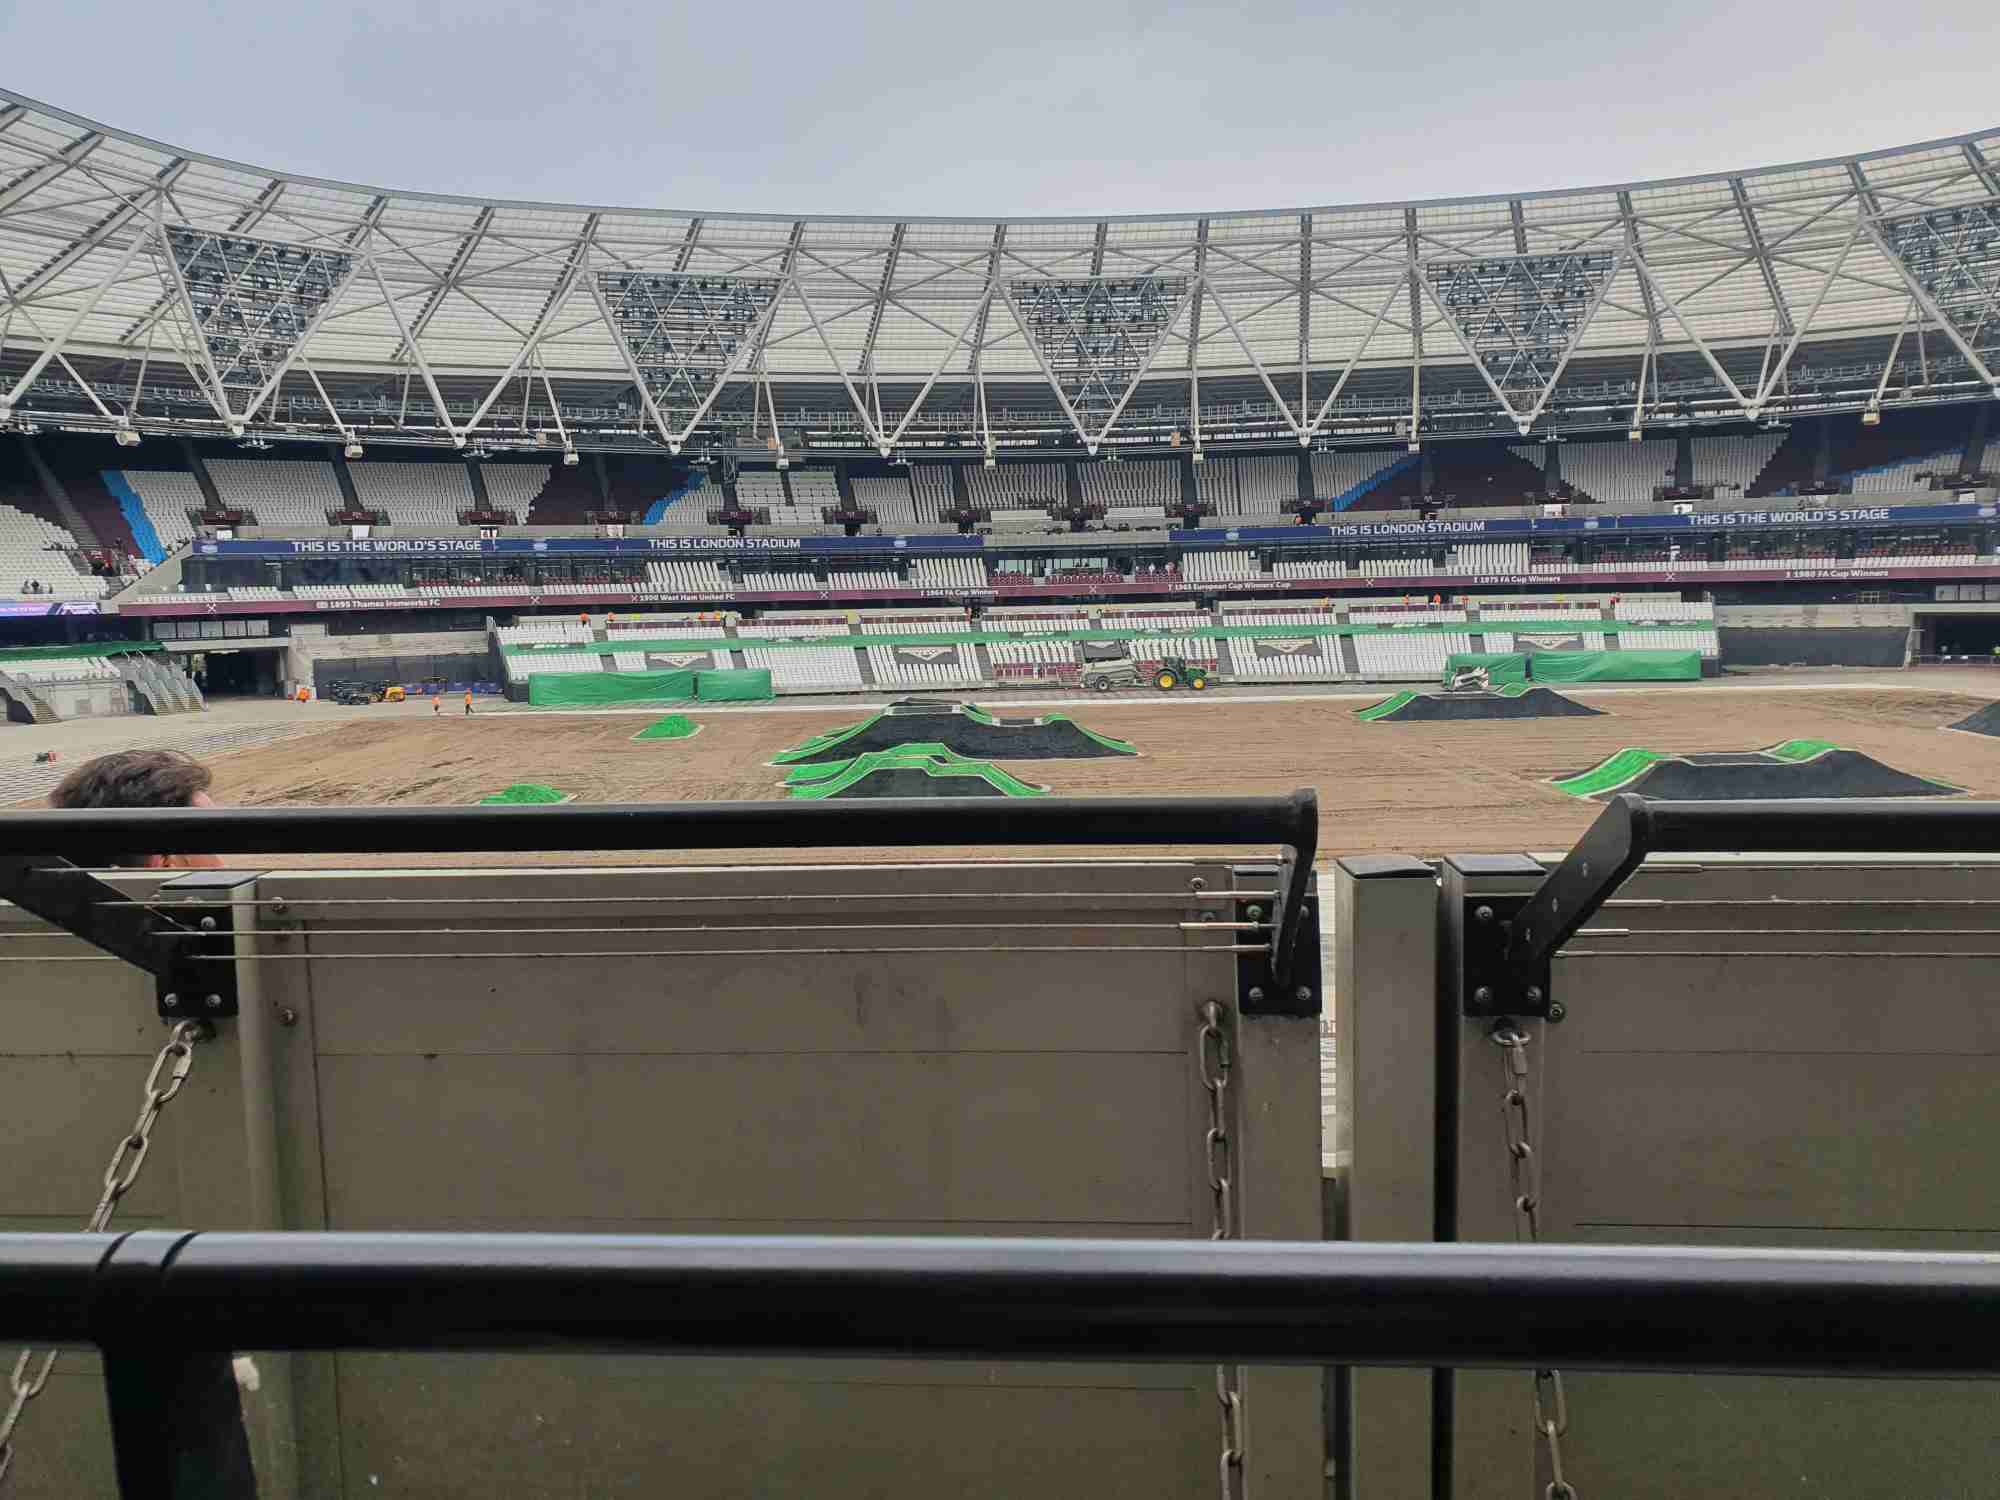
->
[1493, 1022, 1577, 1500]
[1198, 1000, 1244, 1500]
[0, 1021, 203, 1491]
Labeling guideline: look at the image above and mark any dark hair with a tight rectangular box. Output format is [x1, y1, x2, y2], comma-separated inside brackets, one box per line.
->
[48, 751, 214, 867]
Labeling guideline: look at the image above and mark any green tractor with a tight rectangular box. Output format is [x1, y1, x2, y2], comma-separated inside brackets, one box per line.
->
[1150, 656, 1211, 692]
[1082, 655, 1211, 693]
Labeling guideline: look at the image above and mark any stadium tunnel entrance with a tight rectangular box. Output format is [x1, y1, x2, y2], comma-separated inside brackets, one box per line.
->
[1920, 611, 2000, 657]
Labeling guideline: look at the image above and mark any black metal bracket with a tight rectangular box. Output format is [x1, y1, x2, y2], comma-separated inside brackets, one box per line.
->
[0, 856, 250, 1021]
[1237, 865, 1321, 1016]
[151, 870, 258, 1021]
[1460, 892, 1553, 1021]
[1467, 794, 2000, 1020]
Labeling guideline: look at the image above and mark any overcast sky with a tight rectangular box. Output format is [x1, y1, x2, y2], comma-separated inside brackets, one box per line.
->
[3, 0, 1996, 217]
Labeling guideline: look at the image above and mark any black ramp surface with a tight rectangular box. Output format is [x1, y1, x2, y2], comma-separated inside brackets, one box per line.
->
[828, 769, 1010, 798]
[1616, 751, 1961, 800]
[1946, 702, 2000, 736]
[1374, 688, 1602, 721]
[788, 711, 1132, 762]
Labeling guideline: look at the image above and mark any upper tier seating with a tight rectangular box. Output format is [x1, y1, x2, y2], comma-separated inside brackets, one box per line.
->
[1689, 434, 1785, 497]
[910, 556, 989, 590]
[968, 462, 1065, 508]
[115, 470, 205, 557]
[1079, 459, 1178, 508]
[1183, 550, 1258, 584]
[206, 459, 347, 527]
[1537, 439, 1675, 507]
[348, 462, 474, 526]
[478, 464, 553, 517]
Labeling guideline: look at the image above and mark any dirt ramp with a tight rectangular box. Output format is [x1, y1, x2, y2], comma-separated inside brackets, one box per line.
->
[775, 701, 1135, 764]
[1358, 687, 1601, 722]
[1945, 702, 2000, 737]
[1555, 740, 1962, 801]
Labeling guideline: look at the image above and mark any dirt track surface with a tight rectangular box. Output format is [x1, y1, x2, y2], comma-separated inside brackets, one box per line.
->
[178, 685, 2000, 867]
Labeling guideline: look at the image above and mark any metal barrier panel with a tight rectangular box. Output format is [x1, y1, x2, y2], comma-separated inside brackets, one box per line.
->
[1444, 852, 2000, 1500]
[1, 859, 1324, 1498]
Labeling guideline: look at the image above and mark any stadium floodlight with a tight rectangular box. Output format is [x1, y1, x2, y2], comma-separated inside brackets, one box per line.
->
[1191, 447, 1205, 465]
[1627, 428, 1643, 442]
[1861, 408, 1881, 427]
[227, 422, 246, 438]
[562, 447, 580, 467]
[776, 455, 790, 471]
[344, 440, 365, 458]
[983, 453, 996, 470]
[1407, 441, 1421, 454]
[114, 426, 141, 448]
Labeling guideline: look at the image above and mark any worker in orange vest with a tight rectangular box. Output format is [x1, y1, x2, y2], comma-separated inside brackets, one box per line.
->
[463, 688, 474, 717]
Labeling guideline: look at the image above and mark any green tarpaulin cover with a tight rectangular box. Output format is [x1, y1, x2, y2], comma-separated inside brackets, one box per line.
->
[632, 713, 701, 740]
[1530, 649, 1700, 682]
[694, 669, 774, 702]
[528, 669, 695, 706]
[477, 783, 572, 805]
[1442, 652, 1530, 686]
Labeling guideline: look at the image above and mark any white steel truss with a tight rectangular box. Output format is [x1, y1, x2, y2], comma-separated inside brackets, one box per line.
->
[1867, 196, 2000, 390]
[157, 223, 357, 429]
[1, 87, 1999, 450]
[593, 269, 784, 447]
[1421, 251, 1622, 433]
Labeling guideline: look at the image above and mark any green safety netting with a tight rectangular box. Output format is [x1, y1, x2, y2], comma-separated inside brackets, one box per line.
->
[1442, 652, 1530, 686]
[0, 641, 161, 663]
[784, 747, 1049, 800]
[632, 713, 701, 741]
[694, 669, 774, 702]
[1529, 649, 1700, 682]
[476, 783, 573, 805]
[528, 669, 695, 706]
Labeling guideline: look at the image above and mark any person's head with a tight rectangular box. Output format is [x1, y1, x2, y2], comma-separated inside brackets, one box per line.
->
[49, 750, 216, 867]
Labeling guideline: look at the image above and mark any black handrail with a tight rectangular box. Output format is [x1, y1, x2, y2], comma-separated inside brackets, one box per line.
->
[8, 1230, 1997, 1376]
[0, 790, 1321, 1001]
[1499, 795, 2000, 1000]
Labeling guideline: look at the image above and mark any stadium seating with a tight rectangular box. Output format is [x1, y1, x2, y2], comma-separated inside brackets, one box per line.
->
[225, 586, 286, 602]
[644, 559, 732, 594]
[733, 471, 787, 510]
[1349, 607, 1467, 625]
[740, 643, 866, 692]
[1193, 455, 1234, 510]
[1689, 434, 1785, 497]
[0, 503, 104, 597]
[735, 571, 818, 592]
[498, 619, 593, 646]
[1850, 450, 1965, 494]
[1617, 626, 1719, 659]
[1613, 599, 1713, 622]
[968, 462, 1065, 508]
[1350, 628, 1473, 681]
[1445, 542, 1530, 574]
[1222, 611, 1341, 680]
[1536, 439, 1674, 506]
[1182, 550, 1259, 584]
[479, 464, 554, 517]
[826, 568, 901, 590]
[1308, 450, 1406, 510]
[505, 650, 600, 682]
[850, 477, 921, 531]
[1271, 557, 1348, 579]
[1236, 455, 1301, 515]
[348, 462, 474, 526]
[787, 470, 841, 509]
[1079, 459, 1178, 508]
[206, 459, 347, 527]
[910, 556, 989, 590]
[864, 639, 982, 690]
[114, 470, 205, 557]
[910, 465, 958, 519]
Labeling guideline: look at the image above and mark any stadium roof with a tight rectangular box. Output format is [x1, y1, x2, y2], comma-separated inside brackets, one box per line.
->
[1, 87, 1997, 457]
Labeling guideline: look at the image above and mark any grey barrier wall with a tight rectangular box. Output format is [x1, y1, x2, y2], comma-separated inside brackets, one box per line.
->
[1336, 853, 2000, 1500]
[0, 860, 1323, 1499]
